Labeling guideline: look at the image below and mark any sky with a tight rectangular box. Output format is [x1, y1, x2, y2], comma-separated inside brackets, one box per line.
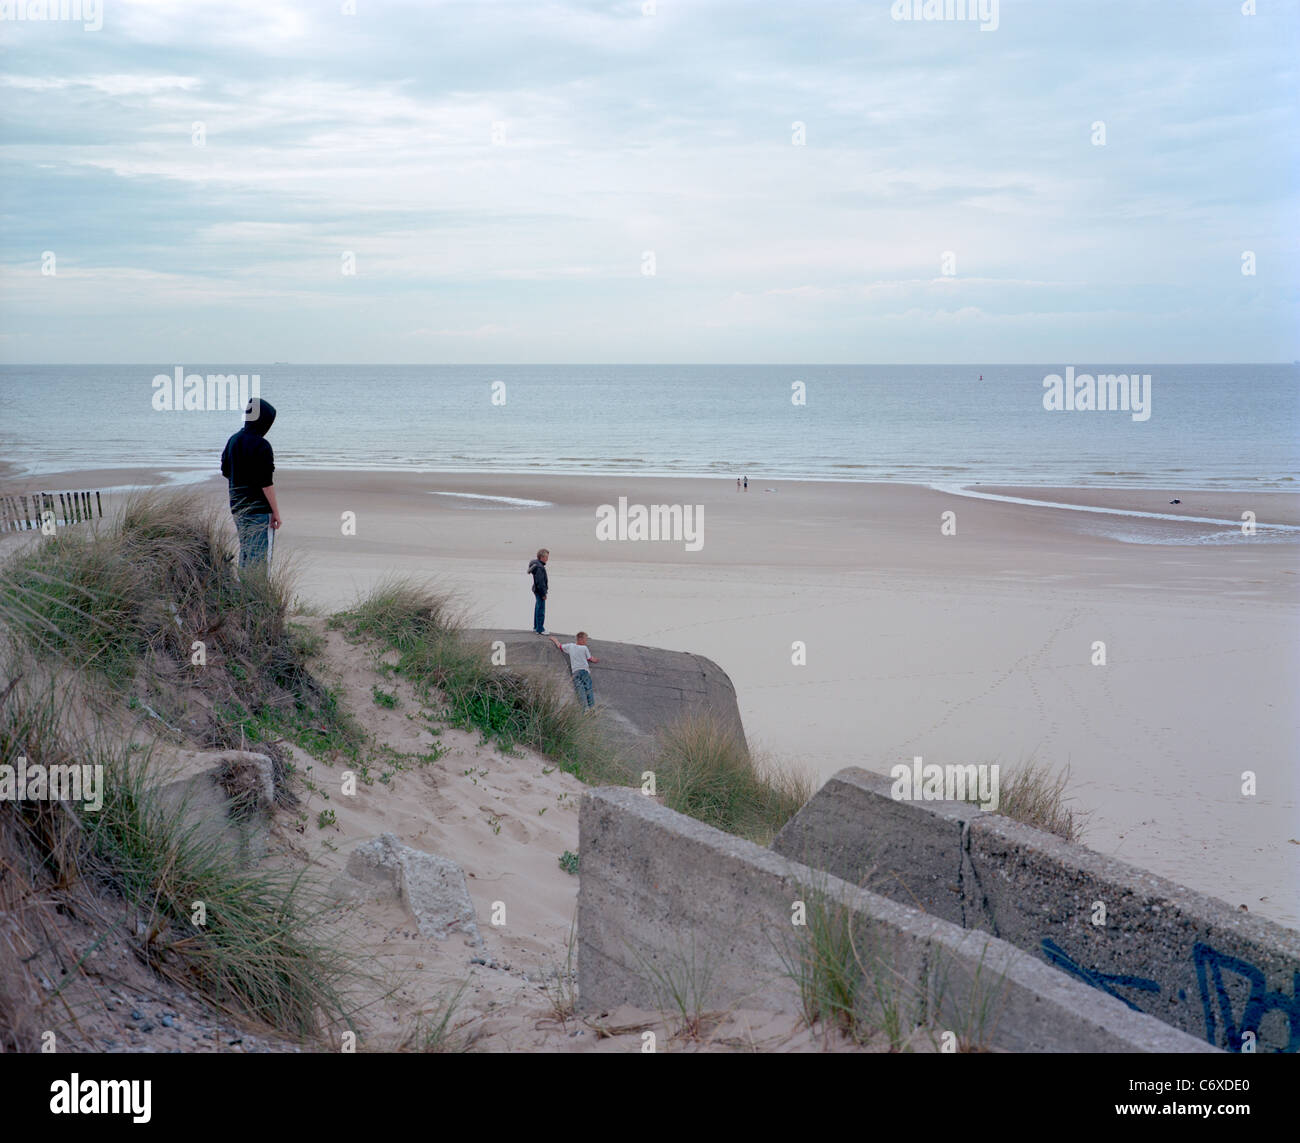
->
[1, 0, 1297, 364]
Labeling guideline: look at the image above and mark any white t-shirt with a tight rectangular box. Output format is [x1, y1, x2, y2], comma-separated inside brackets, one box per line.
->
[561, 642, 592, 674]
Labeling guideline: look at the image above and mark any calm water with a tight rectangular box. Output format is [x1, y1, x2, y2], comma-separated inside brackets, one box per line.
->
[1, 364, 1296, 490]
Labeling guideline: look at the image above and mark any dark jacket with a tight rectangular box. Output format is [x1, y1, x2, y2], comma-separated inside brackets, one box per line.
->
[220, 399, 277, 515]
[527, 558, 548, 597]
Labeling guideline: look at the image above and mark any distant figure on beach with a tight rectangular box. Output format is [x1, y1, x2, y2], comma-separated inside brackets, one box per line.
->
[220, 398, 280, 569]
[549, 632, 598, 709]
[743, 475, 748, 491]
[528, 548, 550, 634]
[736, 477, 741, 491]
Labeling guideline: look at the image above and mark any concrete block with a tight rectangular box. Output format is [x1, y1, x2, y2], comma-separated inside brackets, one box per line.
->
[773, 767, 1300, 1052]
[337, 833, 483, 948]
[579, 786, 1215, 1052]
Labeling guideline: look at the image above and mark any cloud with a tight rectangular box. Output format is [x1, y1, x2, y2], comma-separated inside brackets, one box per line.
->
[0, 0, 1296, 361]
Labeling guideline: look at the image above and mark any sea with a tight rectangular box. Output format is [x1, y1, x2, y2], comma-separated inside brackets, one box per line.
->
[1, 364, 1296, 494]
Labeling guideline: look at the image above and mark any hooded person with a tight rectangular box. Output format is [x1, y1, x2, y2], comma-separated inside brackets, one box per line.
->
[220, 398, 280, 568]
[527, 548, 549, 634]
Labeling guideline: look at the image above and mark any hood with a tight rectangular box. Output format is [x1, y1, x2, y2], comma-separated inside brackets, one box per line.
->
[244, 398, 277, 436]
[528, 559, 544, 572]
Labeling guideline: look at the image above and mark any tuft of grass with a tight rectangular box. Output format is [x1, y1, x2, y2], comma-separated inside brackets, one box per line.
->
[778, 885, 865, 1041]
[776, 880, 925, 1050]
[397, 981, 475, 1052]
[993, 760, 1084, 842]
[629, 936, 719, 1042]
[654, 711, 811, 843]
[927, 940, 1008, 1054]
[540, 918, 578, 1029]
[371, 685, 398, 710]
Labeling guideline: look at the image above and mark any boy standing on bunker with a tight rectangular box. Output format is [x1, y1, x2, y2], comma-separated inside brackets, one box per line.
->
[549, 632, 598, 709]
[527, 548, 549, 634]
[220, 398, 280, 568]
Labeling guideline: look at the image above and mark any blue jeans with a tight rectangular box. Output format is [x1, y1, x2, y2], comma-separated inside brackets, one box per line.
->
[235, 511, 271, 569]
[533, 593, 546, 633]
[572, 669, 594, 708]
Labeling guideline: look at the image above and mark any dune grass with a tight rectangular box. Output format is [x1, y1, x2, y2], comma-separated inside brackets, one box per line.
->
[776, 881, 932, 1051]
[654, 711, 812, 843]
[993, 759, 1084, 842]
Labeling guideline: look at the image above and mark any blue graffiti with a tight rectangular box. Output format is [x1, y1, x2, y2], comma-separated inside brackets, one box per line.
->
[1040, 938, 1161, 1012]
[1193, 941, 1300, 1054]
[1039, 937, 1299, 1052]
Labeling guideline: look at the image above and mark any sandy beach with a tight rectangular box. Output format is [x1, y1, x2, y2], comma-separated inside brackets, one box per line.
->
[4, 466, 1297, 932]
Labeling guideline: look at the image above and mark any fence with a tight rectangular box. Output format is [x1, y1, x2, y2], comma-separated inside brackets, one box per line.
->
[0, 491, 103, 533]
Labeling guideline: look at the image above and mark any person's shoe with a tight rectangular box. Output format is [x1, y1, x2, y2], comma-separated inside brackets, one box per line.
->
[536, 629, 550, 635]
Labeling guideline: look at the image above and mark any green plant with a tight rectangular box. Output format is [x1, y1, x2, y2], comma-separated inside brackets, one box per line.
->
[540, 918, 578, 1028]
[654, 712, 811, 843]
[989, 759, 1085, 841]
[775, 878, 932, 1050]
[558, 850, 579, 875]
[628, 935, 719, 1041]
[779, 885, 864, 1041]
[371, 685, 398, 710]
[317, 808, 337, 829]
[398, 981, 475, 1052]
[927, 940, 1009, 1053]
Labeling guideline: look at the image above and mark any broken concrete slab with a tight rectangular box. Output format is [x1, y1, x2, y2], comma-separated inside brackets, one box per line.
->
[336, 833, 483, 948]
[773, 767, 1300, 1052]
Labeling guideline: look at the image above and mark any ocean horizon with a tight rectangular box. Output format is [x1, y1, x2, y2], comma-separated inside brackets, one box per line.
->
[2, 363, 1297, 492]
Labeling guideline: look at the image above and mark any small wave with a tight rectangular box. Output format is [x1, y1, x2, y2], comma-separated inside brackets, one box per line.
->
[426, 491, 552, 509]
[931, 483, 1300, 535]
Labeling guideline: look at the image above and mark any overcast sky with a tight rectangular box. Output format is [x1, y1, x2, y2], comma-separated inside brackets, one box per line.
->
[1, 0, 1297, 363]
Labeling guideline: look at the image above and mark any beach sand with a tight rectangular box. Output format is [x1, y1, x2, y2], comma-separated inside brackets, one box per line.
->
[4, 466, 1297, 931]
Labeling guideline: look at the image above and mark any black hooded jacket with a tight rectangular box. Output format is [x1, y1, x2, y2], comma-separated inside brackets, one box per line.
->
[527, 558, 548, 597]
[220, 399, 277, 515]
